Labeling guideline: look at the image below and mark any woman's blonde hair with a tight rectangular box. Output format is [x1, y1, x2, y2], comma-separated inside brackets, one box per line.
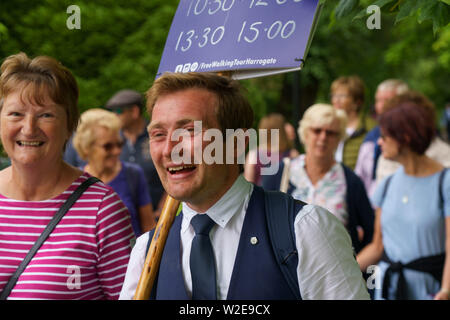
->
[73, 108, 121, 160]
[298, 103, 347, 146]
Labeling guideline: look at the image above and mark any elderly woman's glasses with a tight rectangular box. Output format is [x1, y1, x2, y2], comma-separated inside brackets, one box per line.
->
[309, 127, 340, 138]
[99, 141, 124, 151]
[330, 93, 350, 100]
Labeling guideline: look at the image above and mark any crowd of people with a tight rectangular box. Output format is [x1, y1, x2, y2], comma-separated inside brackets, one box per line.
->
[0, 52, 448, 300]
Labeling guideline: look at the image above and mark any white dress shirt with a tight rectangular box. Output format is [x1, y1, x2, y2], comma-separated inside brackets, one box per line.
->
[119, 174, 370, 300]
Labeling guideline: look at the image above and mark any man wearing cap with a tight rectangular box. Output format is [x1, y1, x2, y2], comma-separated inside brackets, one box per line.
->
[104, 89, 166, 214]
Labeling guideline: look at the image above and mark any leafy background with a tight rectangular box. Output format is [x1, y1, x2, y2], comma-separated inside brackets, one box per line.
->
[0, 0, 449, 144]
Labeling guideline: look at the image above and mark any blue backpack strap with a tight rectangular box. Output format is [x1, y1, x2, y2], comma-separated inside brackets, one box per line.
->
[264, 189, 305, 300]
[438, 168, 448, 213]
[380, 175, 393, 208]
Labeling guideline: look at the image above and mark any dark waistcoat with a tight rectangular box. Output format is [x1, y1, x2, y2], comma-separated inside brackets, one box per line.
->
[151, 186, 298, 300]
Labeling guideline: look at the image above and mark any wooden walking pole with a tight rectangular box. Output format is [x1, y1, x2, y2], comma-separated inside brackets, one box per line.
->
[133, 195, 180, 300]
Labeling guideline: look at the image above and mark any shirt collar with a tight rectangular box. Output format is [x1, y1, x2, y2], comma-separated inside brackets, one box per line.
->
[181, 174, 253, 232]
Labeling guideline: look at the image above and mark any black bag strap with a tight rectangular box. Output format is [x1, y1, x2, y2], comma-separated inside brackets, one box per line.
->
[0, 176, 100, 300]
[264, 189, 305, 300]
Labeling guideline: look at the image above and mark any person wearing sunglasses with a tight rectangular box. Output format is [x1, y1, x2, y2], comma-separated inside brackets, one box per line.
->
[105, 90, 166, 220]
[73, 108, 156, 237]
[262, 103, 374, 256]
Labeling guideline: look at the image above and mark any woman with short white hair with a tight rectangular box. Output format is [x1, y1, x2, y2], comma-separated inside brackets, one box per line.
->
[263, 103, 374, 254]
[73, 108, 156, 237]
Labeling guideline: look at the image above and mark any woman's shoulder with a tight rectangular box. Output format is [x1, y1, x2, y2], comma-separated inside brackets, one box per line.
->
[372, 168, 404, 200]
[339, 163, 362, 185]
[73, 172, 116, 198]
[290, 154, 305, 168]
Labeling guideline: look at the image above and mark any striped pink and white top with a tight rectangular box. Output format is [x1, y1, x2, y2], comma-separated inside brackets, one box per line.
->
[0, 173, 135, 300]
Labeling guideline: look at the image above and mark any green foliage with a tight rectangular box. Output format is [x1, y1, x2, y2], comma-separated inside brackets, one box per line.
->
[0, 0, 449, 134]
[302, 0, 450, 125]
[334, 0, 450, 35]
[0, 0, 178, 112]
[334, 0, 359, 19]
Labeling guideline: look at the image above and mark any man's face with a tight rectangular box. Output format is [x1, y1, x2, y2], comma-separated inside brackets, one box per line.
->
[304, 119, 341, 159]
[375, 88, 396, 115]
[331, 87, 358, 115]
[115, 105, 139, 130]
[148, 88, 238, 212]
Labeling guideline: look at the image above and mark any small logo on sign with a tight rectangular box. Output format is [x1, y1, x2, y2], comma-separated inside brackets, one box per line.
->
[175, 62, 199, 73]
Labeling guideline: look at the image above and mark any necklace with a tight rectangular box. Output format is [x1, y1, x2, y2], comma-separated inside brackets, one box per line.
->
[402, 195, 409, 204]
[400, 177, 416, 205]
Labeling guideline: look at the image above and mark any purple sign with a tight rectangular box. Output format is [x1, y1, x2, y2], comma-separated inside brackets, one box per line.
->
[157, 0, 321, 79]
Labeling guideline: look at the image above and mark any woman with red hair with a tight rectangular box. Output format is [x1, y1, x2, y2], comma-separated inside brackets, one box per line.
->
[357, 91, 450, 300]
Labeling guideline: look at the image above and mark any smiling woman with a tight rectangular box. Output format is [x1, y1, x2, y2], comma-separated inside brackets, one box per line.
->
[73, 108, 156, 237]
[0, 53, 134, 300]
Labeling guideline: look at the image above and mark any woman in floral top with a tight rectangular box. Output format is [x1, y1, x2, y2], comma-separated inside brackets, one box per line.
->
[262, 103, 374, 254]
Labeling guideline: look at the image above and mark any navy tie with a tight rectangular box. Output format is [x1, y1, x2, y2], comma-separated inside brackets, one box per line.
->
[190, 214, 217, 300]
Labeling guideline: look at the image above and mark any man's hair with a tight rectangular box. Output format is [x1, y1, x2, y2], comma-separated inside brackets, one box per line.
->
[330, 75, 365, 112]
[376, 79, 409, 95]
[105, 89, 144, 114]
[146, 72, 254, 135]
[0, 52, 79, 134]
[379, 91, 436, 155]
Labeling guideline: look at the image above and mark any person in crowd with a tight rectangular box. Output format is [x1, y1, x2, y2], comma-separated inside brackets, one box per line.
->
[244, 113, 299, 186]
[63, 89, 167, 218]
[73, 108, 156, 237]
[119, 72, 369, 300]
[375, 100, 450, 184]
[0, 52, 133, 300]
[354, 79, 409, 197]
[330, 75, 376, 170]
[105, 89, 166, 217]
[262, 104, 374, 255]
[356, 91, 450, 300]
